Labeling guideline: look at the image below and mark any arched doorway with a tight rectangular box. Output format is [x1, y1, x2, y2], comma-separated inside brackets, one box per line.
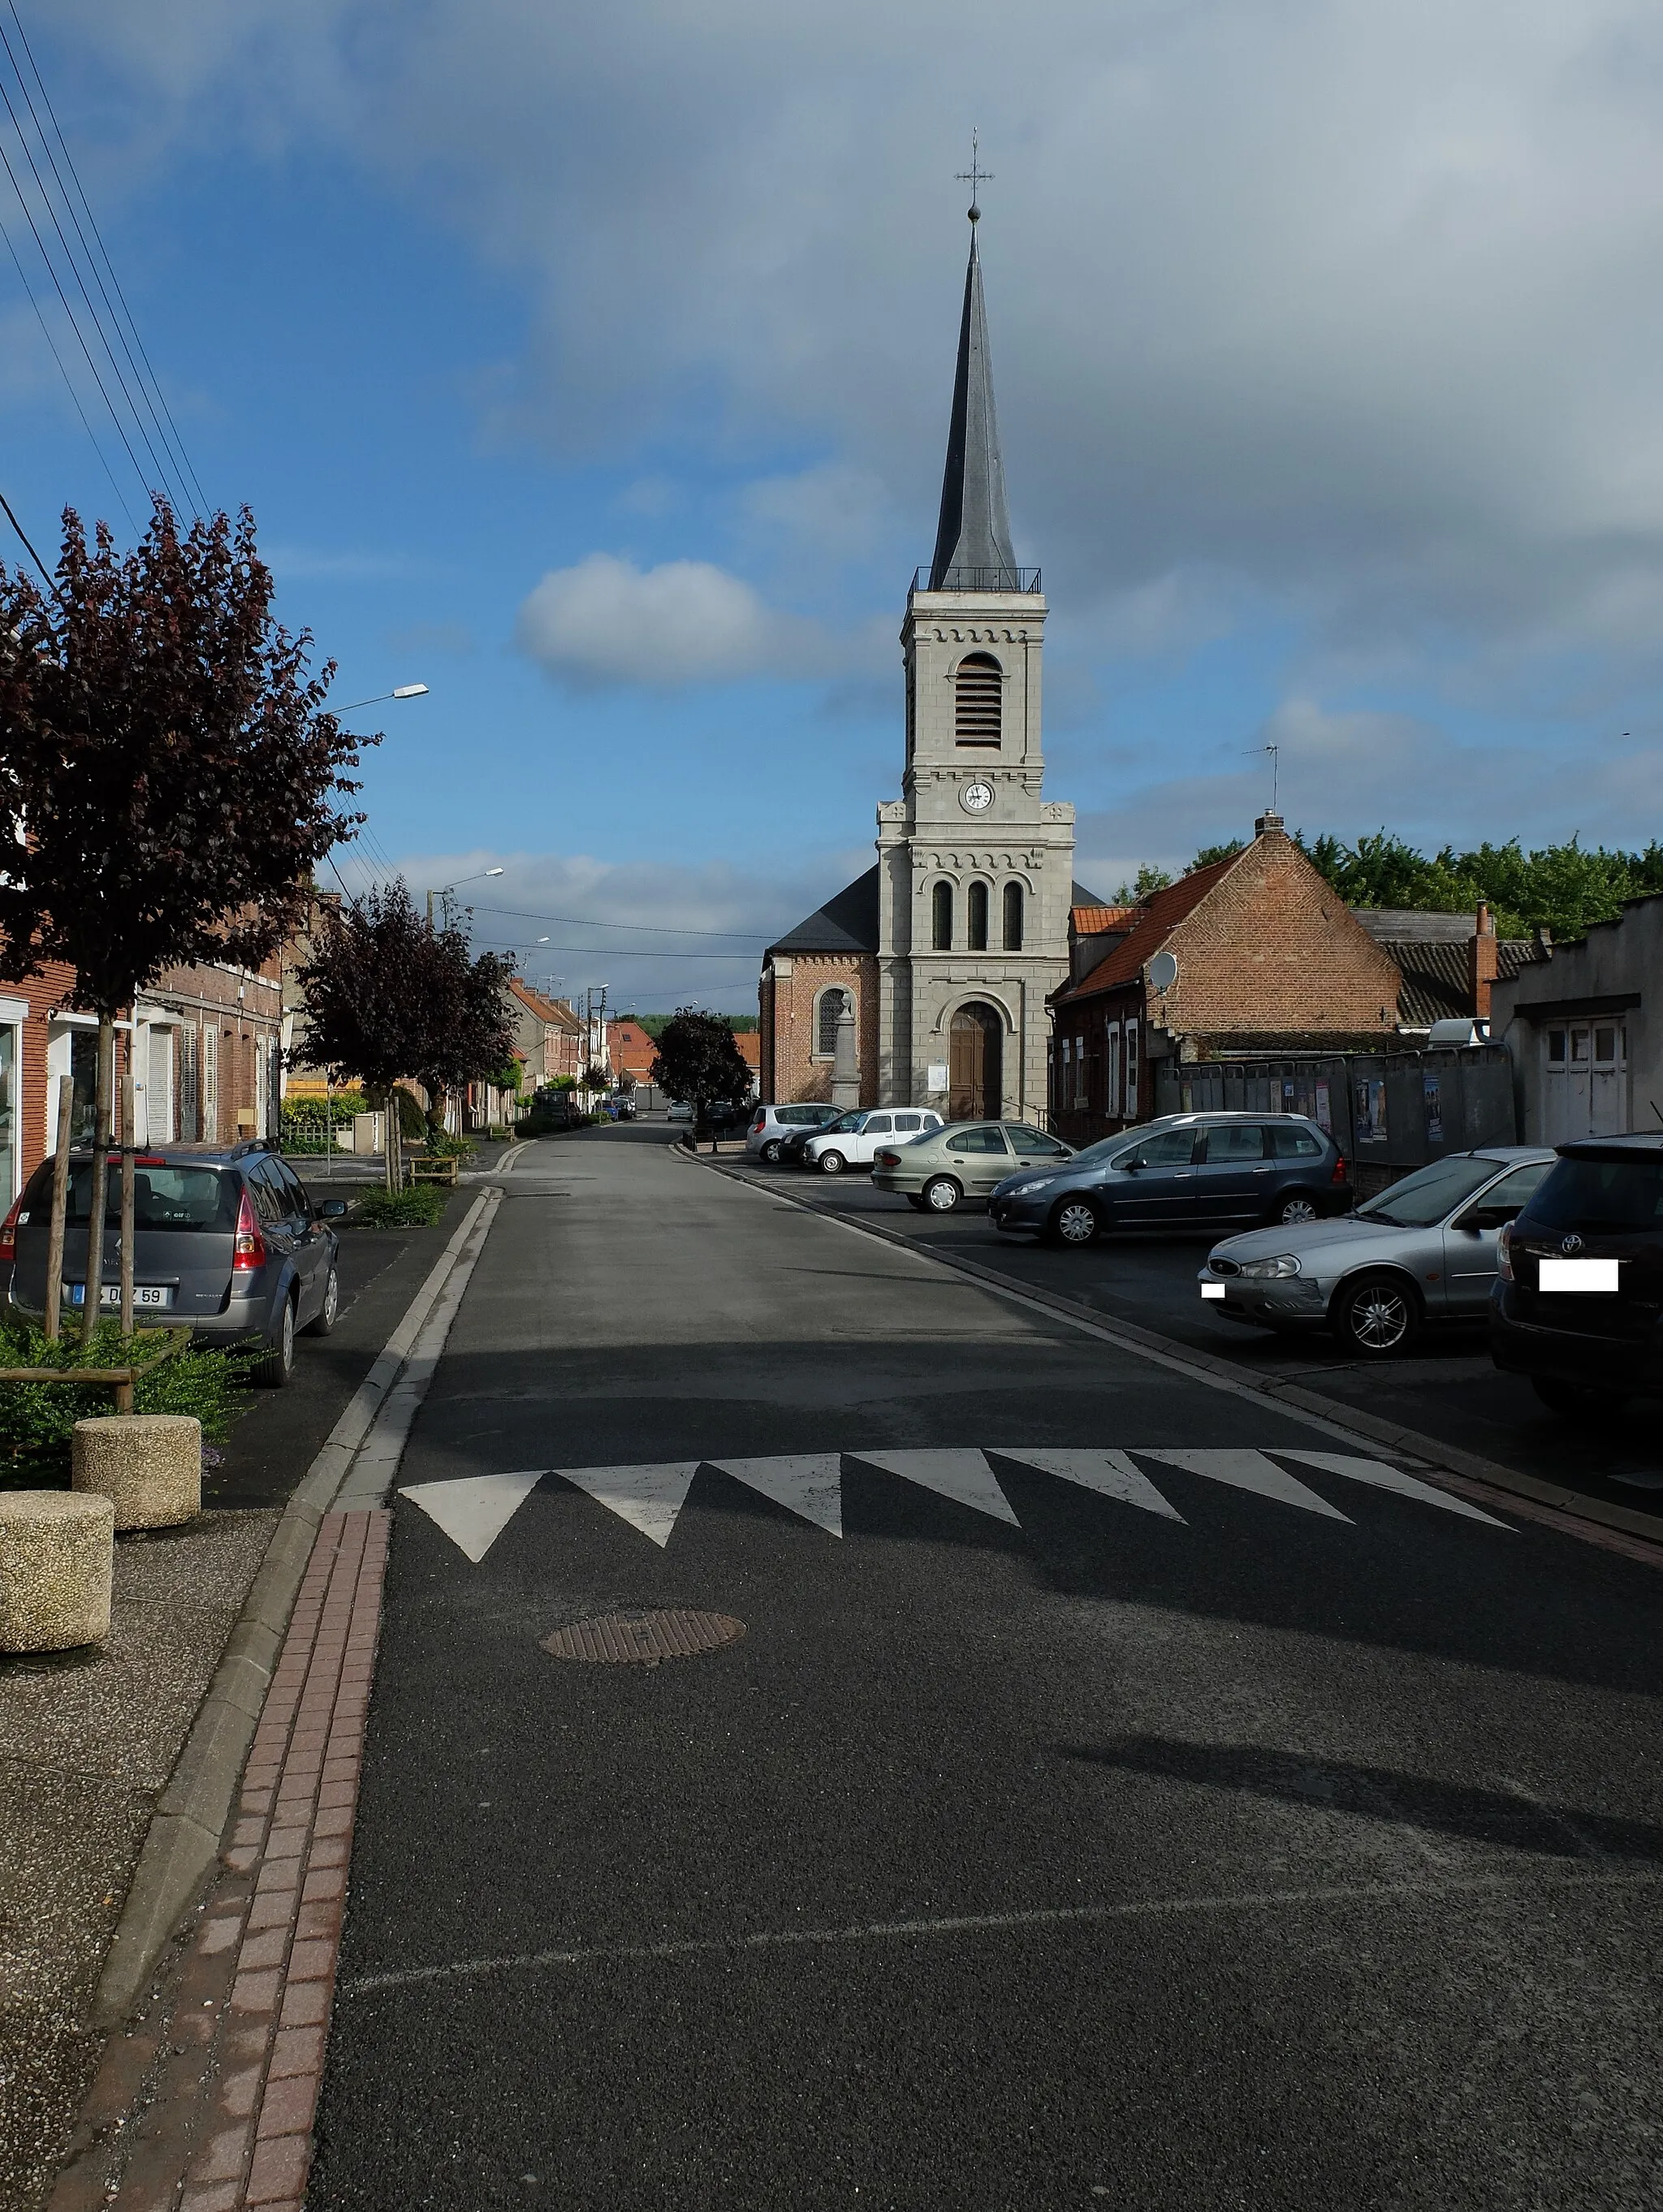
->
[948, 1002, 1004, 1121]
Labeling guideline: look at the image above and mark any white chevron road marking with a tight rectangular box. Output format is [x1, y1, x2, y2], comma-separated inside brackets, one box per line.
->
[400, 1471, 546, 1562]
[1137, 1447, 1351, 1521]
[400, 1448, 1510, 1559]
[553, 1461, 702, 1549]
[1276, 1450, 1510, 1527]
[846, 1449, 1021, 1526]
[1000, 1449, 1184, 1521]
[709, 1454, 844, 1536]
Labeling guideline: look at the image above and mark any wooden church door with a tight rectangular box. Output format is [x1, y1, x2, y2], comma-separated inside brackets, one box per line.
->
[948, 1004, 1003, 1120]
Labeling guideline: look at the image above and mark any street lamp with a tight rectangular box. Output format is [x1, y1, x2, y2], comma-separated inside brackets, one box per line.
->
[426, 866, 503, 927]
[335, 683, 430, 715]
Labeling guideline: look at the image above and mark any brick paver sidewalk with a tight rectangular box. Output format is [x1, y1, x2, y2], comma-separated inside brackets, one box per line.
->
[50, 1509, 390, 2212]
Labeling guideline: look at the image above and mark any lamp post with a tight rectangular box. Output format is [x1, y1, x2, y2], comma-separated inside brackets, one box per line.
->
[426, 866, 503, 927]
[335, 683, 430, 715]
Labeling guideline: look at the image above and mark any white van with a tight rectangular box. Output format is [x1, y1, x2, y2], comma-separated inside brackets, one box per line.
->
[802, 1108, 944, 1174]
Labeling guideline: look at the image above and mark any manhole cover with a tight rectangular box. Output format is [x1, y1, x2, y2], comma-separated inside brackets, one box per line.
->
[540, 1609, 745, 1665]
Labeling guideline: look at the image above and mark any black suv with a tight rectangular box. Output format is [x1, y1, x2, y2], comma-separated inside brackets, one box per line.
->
[1490, 1134, 1663, 1411]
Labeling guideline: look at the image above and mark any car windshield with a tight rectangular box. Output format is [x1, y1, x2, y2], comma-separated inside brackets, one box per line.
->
[21, 1161, 240, 1231]
[1524, 1155, 1663, 1233]
[1357, 1156, 1504, 1227]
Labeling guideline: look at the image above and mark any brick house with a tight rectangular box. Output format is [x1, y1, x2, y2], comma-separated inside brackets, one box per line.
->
[606, 1019, 658, 1091]
[758, 871, 883, 1109]
[1047, 814, 1402, 1146]
[1, 945, 284, 1220]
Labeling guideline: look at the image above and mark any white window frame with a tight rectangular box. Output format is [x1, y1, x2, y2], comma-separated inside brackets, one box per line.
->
[1124, 1018, 1140, 1120]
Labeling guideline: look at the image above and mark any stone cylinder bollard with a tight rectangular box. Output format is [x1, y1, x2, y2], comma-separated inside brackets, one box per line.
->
[0, 1492, 114, 1652]
[71, 1415, 202, 1531]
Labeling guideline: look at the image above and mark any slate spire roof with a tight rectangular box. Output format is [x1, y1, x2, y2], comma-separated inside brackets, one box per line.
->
[928, 221, 1021, 590]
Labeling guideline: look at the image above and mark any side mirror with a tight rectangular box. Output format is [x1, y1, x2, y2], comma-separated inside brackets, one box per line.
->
[1121, 1157, 1142, 1174]
[318, 1199, 349, 1220]
[1454, 1203, 1514, 1233]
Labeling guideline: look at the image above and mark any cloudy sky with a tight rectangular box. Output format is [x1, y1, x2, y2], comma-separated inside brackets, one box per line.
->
[6, 2, 1663, 1007]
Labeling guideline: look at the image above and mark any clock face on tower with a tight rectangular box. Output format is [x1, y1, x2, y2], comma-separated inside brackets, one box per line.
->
[960, 780, 994, 814]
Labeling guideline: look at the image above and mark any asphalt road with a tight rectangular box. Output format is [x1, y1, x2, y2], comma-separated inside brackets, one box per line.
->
[310, 1127, 1663, 2212]
[713, 1147, 1663, 1516]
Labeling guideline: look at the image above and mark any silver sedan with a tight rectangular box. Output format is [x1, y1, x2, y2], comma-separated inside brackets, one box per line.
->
[1197, 1147, 1556, 1358]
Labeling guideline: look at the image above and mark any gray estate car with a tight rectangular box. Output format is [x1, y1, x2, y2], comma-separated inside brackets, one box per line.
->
[988, 1112, 1350, 1246]
[6, 1144, 348, 1385]
[1198, 1146, 1555, 1358]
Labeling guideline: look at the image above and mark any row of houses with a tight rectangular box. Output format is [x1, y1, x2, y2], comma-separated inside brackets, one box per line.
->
[758, 806, 1655, 1159]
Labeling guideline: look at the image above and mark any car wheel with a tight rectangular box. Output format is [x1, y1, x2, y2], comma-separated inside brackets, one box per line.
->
[1049, 1197, 1101, 1248]
[818, 1150, 847, 1175]
[304, 1264, 339, 1338]
[253, 1292, 296, 1387]
[1276, 1192, 1320, 1226]
[761, 1140, 784, 1164]
[922, 1175, 962, 1213]
[905, 1194, 927, 1212]
[1332, 1272, 1419, 1358]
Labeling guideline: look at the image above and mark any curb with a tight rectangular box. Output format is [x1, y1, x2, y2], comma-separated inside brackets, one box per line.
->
[687, 1151, 1663, 1570]
[92, 1189, 495, 2028]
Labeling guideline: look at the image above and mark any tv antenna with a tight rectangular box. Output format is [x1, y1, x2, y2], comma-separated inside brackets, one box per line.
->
[1246, 741, 1279, 813]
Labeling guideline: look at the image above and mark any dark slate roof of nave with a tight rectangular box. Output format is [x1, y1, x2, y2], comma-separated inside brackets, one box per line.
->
[768, 866, 882, 956]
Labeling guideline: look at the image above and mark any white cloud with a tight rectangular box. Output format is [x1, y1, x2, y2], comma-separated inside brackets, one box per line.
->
[515, 551, 806, 685]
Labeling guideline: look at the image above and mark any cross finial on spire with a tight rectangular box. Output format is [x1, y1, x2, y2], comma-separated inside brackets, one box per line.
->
[956, 129, 992, 224]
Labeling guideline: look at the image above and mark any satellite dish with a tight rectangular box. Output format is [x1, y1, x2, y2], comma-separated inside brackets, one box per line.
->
[1147, 949, 1178, 993]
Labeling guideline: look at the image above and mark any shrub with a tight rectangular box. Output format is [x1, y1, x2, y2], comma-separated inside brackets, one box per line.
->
[421, 1130, 475, 1160]
[0, 1316, 257, 1488]
[352, 1185, 446, 1229]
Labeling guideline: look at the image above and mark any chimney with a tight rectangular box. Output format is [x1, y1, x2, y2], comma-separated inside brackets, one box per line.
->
[1470, 901, 1498, 1021]
[1255, 811, 1285, 837]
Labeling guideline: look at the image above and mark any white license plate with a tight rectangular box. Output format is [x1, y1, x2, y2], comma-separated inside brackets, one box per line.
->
[67, 1283, 173, 1309]
[1200, 1281, 1227, 1300]
[1539, 1257, 1619, 1293]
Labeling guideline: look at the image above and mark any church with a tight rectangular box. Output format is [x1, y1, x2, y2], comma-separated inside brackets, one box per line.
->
[758, 212, 1093, 1122]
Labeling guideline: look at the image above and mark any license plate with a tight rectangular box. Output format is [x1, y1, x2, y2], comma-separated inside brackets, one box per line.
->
[1539, 1258, 1619, 1293]
[66, 1284, 172, 1309]
[1200, 1281, 1227, 1300]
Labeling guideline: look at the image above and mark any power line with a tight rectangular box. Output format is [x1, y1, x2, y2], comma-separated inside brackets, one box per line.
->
[0, 481, 54, 593]
[2, 3, 208, 512]
[469, 901, 766, 940]
[467, 935, 758, 962]
[0, 201, 135, 530]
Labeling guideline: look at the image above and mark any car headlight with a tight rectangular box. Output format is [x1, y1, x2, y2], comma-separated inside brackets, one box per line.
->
[1238, 1254, 1302, 1279]
[1015, 1177, 1056, 1195]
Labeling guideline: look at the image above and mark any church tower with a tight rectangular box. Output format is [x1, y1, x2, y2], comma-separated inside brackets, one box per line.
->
[875, 210, 1075, 1118]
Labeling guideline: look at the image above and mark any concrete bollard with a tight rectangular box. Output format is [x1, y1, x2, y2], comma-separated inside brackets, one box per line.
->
[0, 1492, 114, 1651]
[71, 1414, 202, 1531]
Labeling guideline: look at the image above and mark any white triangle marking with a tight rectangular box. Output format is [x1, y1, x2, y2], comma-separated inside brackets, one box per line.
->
[851, 1449, 1020, 1526]
[400, 1471, 546, 1562]
[1136, 1448, 1350, 1522]
[1276, 1450, 1510, 1527]
[709, 1455, 844, 1537]
[554, 1462, 702, 1549]
[1001, 1449, 1185, 1522]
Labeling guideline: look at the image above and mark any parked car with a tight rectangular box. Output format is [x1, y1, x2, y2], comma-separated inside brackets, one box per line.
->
[872, 1121, 1075, 1211]
[667, 1100, 694, 1124]
[2, 1144, 348, 1385]
[705, 1100, 751, 1134]
[1199, 1146, 1553, 1357]
[991, 1112, 1351, 1247]
[801, 1107, 944, 1175]
[745, 1102, 842, 1164]
[1490, 1134, 1663, 1411]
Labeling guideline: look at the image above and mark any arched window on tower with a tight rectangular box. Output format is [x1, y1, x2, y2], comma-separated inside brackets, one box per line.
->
[1003, 880, 1024, 951]
[954, 652, 1003, 746]
[967, 880, 990, 952]
[931, 880, 954, 952]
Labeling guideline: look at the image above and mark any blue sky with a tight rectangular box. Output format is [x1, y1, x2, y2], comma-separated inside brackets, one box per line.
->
[6, 2, 1663, 1009]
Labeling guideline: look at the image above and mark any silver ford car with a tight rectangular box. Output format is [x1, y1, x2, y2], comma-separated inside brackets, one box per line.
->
[1197, 1147, 1556, 1358]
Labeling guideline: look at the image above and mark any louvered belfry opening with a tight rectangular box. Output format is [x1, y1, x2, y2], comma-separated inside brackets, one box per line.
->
[954, 652, 1003, 745]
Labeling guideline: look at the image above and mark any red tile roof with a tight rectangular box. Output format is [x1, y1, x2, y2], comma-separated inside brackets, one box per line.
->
[1056, 855, 1242, 1002]
[734, 1030, 761, 1070]
[510, 978, 582, 1030]
[1070, 904, 1136, 934]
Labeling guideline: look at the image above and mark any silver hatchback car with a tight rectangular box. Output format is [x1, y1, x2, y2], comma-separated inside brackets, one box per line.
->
[6, 1144, 347, 1385]
[1198, 1147, 1555, 1358]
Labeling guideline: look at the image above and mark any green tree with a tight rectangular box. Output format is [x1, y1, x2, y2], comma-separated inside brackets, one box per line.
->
[1111, 862, 1175, 902]
[650, 1009, 750, 1123]
[1190, 840, 1246, 871]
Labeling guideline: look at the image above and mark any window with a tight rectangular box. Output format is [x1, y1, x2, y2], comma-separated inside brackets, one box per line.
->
[201, 1025, 219, 1144]
[1002, 881, 1023, 951]
[815, 987, 852, 1058]
[1570, 1026, 1590, 1065]
[1547, 1029, 1567, 1068]
[1123, 1019, 1140, 1118]
[946, 1125, 1011, 1155]
[1202, 1124, 1267, 1162]
[1117, 1129, 1199, 1169]
[24, 1160, 239, 1231]
[1105, 1025, 1121, 1117]
[866, 1116, 892, 1135]
[893, 1113, 922, 1133]
[0, 1022, 14, 1219]
[954, 651, 1003, 745]
[1267, 1125, 1324, 1159]
[1011, 1127, 1069, 1156]
[177, 1027, 198, 1142]
[249, 1160, 288, 1226]
[931, 880, 953, 951]
[968, 881, 989, 952]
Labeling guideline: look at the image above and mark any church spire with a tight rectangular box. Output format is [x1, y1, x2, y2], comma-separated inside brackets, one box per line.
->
[927, 210, 1019, 591]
